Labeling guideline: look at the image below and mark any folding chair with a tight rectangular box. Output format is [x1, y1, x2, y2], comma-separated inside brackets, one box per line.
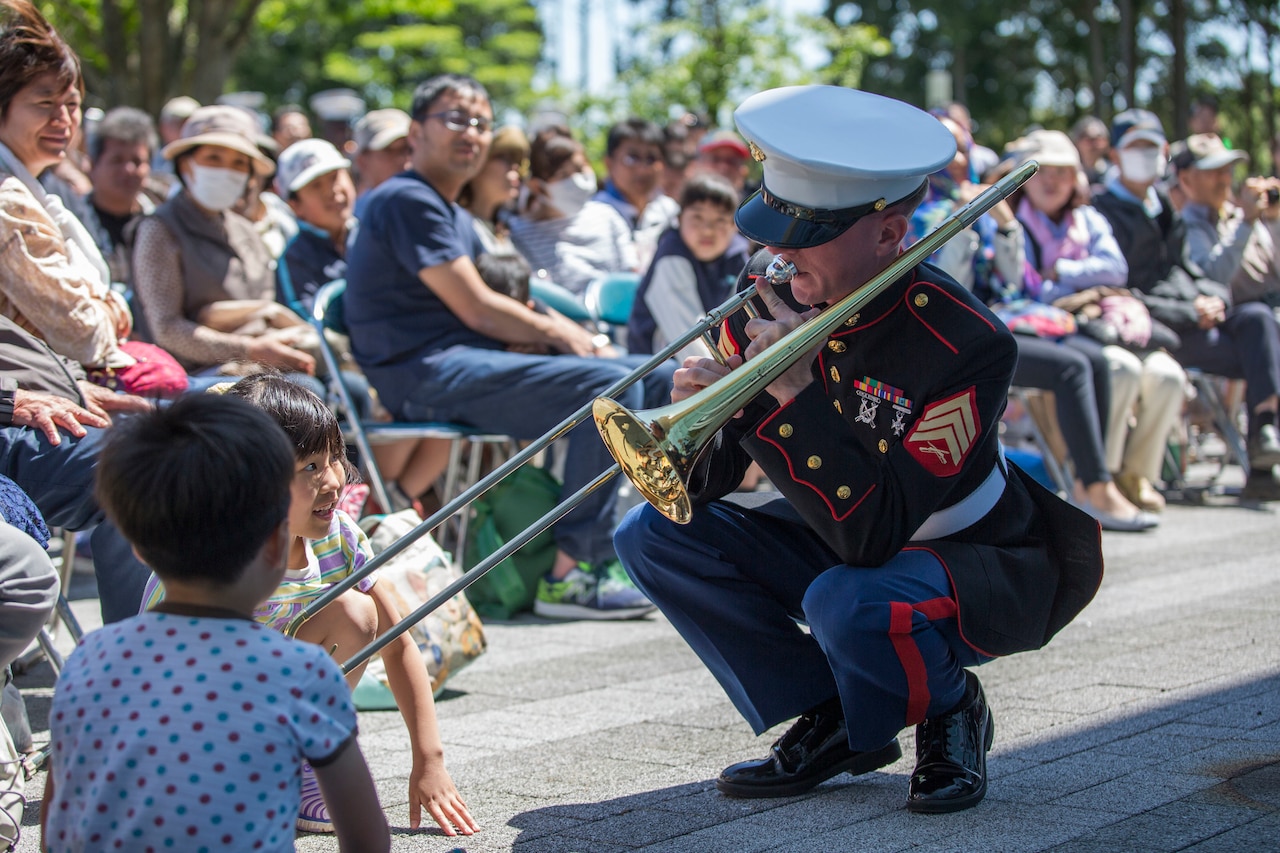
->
[310, 281, 512, 564]
[1005, 386, 1075, 497]
[1163, 369, 1248, 500]
[528, 277, 592, 322]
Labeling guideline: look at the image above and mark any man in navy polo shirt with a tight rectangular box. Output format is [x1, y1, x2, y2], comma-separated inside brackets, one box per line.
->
[345, 73, 673, 619]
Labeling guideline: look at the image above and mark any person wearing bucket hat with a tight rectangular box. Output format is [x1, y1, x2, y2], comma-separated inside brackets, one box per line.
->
[615, 85, 1103, 815]
[1097, 117, 1280, 503]
[1010, 130, 1166, 531]
[132, 104, 317, 378]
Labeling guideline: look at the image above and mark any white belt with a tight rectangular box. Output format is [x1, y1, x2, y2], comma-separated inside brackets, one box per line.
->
[910, 445, 1007, 542]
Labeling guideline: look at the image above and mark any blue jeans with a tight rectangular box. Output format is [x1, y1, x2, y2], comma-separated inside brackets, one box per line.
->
[401, 348, 676, 564]
[0, 424, 152, 623]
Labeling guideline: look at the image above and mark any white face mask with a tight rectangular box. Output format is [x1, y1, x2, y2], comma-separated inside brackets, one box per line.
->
[1118, 147, 1166, 185]
[185, 163, 250, 211]
[544, 170, 597, 216]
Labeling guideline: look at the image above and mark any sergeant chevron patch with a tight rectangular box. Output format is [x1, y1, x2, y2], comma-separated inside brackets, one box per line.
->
[905, 388, 980, 476]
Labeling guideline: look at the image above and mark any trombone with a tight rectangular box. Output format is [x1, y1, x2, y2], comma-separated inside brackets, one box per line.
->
[292, 160, 1037, 675]
[282, 279, 769, 671]
[594, 161, 1040, 524]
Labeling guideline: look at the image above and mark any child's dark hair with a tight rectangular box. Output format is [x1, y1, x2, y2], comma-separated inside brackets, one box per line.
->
[679, 172, 738, 213]
[226, 373, 356, 483]
[95, 394, 294, 583]
[476, 252, 532, 303]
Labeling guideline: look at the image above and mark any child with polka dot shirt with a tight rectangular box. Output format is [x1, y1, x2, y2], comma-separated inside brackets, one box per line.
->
[42, 394, 391, 852]
[141, 374, 478, 838]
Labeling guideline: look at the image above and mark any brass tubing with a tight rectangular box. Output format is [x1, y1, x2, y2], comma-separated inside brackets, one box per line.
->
[593, 162, 1040, 524]
[281, 286, 759, 639]
[336, 464, 622, 674]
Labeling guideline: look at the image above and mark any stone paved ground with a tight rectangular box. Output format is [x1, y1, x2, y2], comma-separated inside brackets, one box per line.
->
[12, 468, 1280, 852]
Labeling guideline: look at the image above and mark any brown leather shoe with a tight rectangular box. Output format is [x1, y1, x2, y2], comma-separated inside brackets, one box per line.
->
[1115, 471, 1165, 513]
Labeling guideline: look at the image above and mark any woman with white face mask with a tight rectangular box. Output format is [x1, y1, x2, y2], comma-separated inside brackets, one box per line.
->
[132, 105, 318, 377]
[508, 125, 639, 296]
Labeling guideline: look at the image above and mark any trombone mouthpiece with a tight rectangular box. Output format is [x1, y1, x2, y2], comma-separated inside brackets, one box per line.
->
[764, 257, 797, 285]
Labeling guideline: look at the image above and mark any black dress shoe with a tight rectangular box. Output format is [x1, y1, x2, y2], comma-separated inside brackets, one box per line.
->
[906, 672, 994, 814]
[716, 709, 902, 798]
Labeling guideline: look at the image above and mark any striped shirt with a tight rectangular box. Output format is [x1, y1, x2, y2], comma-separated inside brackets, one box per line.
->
[142, 510, 377, 629]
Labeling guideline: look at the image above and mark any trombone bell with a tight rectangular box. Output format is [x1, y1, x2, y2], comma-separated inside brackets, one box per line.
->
[592, 397, 693, 524]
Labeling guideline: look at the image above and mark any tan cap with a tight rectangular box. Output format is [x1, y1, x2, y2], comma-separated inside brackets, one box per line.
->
[1171, 133, 1249, 171]
[160, 105, 276, 175]
[1009, 129, 1081, 169]
[159, 96, 201, 123]
[353, 109, 411, 152]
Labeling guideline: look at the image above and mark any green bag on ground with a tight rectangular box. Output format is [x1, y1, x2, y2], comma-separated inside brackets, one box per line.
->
[463, 464, 561, 619]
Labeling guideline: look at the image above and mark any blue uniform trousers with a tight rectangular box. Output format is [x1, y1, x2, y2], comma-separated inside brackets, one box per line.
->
[615, 501, 991, 751]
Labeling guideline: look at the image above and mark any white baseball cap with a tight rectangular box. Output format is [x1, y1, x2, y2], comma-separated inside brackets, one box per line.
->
[733, 86, 955, 249]
[273, 138, 351, 199]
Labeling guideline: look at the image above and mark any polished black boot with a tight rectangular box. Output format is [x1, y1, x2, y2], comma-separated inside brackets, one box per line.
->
[906, 671, 994, 814]
[717, 703, 902, 798]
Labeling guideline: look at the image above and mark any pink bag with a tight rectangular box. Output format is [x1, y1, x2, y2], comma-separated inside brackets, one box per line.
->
[1096, 295, 1153, 348]
[87, 340, 188, 398]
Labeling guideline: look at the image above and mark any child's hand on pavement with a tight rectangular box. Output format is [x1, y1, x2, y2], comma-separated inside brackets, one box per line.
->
[409, 761, 479, 836]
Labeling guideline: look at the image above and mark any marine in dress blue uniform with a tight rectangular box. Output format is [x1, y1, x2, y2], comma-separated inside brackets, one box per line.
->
[613, 86, 1105, 813]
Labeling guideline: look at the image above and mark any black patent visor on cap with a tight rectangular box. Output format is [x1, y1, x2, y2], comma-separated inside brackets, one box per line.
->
[735, 185, 888, 249]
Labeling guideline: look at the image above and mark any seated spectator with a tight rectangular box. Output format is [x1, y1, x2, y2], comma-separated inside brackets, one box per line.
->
[275, 138, 449, 513]
[62, 106, 163, 289]
[352, 108, 411, 218]
[131, 105, 318, 378]
[693, 129, 751, 194]
[1015, 131, 1168, 526]
[151, 94, 199, 187]
[233, 132, 298, 259]
[509, 125, 638, 296]
[628, 173, 750, 361]
[1071, 115, 1111, 186]
[1109, 135, 1280, 501]
[0, 0, 136, 376]
[942, 101, 999, 179]
[275, 138, 356, 314]
[272, 102, 312, 153]
[1000, 131, 1156, 530]
[910, 116, 1026, 293]
[1076, 110, 1190, 513]
[1175, 133, 1280, 310]
[345, 73, 674, 618]
[0, 475, 57, 849]
[476, 252, 532, 304]
[660, 120, 692, 201]
[458, 124, 529, 255]
[591, 117, 680, 267]
[2, 312, 154, 624]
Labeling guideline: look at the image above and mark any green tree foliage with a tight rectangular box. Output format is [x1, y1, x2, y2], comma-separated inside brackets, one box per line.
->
[613, 0, 889, 127]
[43, 0, 544, 119]
[232, 0, 544, 116]
[45, 0, 267, 114]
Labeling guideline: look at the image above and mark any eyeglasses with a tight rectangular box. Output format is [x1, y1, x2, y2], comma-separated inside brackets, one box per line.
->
[618, 152, 662, 167]
[425, 110, 493, 134]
